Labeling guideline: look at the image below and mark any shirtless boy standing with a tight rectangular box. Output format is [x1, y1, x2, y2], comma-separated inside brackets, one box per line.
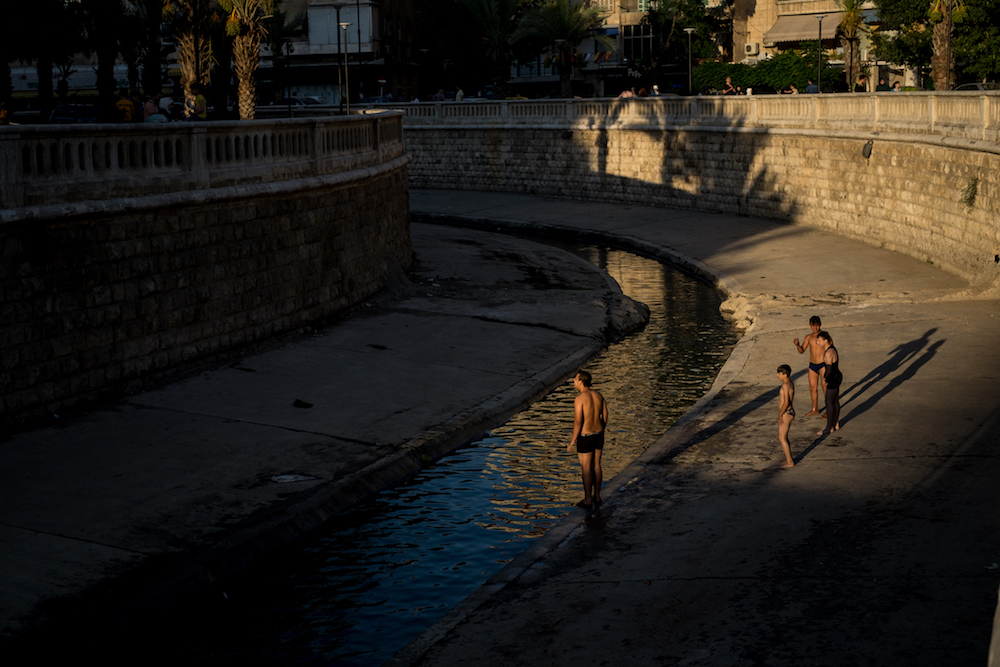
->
[776, 364, 795, 468]
[567, 370, 609, 510]
[793, 316, 824, 416]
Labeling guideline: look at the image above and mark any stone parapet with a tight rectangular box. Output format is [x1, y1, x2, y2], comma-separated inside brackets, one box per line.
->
[0, 113, 411, 427]
[0, 111, 406, 209]
[402, 97, 1000, 296]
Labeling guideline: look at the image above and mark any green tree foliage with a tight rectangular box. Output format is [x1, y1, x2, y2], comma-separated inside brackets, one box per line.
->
[643, 0, 731, 69]
[512, 0, 612, 97]
[693, 47, 837, 93]
[953, 0, 1000, 80]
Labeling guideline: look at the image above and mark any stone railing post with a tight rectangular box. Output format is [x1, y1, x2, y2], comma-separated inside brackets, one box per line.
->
[0, 128, 24, 208]
[983, 95, 991, 141]
[188, 124, 211, 188]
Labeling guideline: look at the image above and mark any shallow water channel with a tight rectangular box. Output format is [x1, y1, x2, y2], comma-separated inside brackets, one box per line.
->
[184, 241, 739, 665]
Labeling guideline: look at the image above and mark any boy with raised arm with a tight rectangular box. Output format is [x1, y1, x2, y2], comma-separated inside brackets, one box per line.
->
[776, 364, 796, 468]
[793, 316, 824, 417]
[567, 370, 609, 510]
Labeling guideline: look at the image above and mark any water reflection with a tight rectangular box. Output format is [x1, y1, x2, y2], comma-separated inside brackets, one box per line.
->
[182, 245, 738, 665]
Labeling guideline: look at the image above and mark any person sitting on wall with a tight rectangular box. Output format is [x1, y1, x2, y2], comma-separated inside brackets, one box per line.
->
[186, 83, 208, 120]
[115, 89, 134, 122]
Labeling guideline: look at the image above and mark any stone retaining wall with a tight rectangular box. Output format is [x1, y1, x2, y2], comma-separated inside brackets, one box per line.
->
[402, 97, 1000, 294]
[1, 114, 411, 426]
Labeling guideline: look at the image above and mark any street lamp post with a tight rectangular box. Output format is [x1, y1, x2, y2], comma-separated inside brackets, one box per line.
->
[817, 15, 826, 93]
[683, 28, 695, 95]
[341, 22, 352, 114]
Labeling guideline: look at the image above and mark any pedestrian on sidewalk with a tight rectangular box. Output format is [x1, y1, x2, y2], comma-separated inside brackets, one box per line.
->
[816, 332, 842, 435]
[776, 364, 796, 468]
[793, 315, 825, 417]
[567, 370, 609, 510]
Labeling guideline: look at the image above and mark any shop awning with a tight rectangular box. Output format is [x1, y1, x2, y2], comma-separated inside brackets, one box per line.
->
[763, 13, 844, 45]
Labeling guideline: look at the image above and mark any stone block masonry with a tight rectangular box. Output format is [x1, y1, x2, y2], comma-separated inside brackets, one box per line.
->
[401, 96, 1000, 297]
[0, 161, 411, 427]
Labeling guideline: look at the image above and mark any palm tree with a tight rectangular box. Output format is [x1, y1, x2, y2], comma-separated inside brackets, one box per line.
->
[169, 0, 214, 102]
[460, 0, 522, 99]
[513, 0, 611, 98]
[838, 0, 865, 89]
[222, 0, 274, 119]
[929, 0, 957, 90]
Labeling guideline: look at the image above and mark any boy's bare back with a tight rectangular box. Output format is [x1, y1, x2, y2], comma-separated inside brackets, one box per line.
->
[575, 389, 607, 434]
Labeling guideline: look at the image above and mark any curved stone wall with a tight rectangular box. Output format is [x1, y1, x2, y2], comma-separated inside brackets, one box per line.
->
[0, 113, 411, 426]
[402, 96, 1000, 295]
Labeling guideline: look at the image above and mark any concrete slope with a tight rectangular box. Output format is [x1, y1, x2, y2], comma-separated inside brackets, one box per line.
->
[394, 190, 1000, 667]
[0, 224, 645, 648]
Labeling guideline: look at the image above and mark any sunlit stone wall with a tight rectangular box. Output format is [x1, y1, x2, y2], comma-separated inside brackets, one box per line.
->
[0, 112, 411, 425]
[402, 96, 1000, 293]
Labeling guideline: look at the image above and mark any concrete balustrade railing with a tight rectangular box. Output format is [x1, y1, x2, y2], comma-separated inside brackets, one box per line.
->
[396, 93, 1000, 142]
[0, 111, 406, 209]
[401, 94, 1000, 297]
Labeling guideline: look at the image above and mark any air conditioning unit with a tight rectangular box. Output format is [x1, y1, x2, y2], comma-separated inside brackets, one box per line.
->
[745, 43, 760, 56]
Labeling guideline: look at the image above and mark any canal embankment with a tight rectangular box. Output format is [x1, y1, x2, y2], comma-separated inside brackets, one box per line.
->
[0, 222, 646, 654]
[4, 187, 1000, 666]
[393, 190, 1000, 667]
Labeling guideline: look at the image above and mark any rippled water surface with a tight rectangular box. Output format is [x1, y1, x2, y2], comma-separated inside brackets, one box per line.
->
[185, 243, 739, 665]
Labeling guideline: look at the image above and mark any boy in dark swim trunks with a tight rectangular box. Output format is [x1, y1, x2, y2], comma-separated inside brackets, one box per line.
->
[567, 370, 609, 510]
[793, 316, 824, 417]
[776, 364, 795, 468]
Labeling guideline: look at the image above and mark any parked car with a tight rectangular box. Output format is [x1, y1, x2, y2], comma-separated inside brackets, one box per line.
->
[954, 82, 1000, 91]
[49, 104, 100, 123]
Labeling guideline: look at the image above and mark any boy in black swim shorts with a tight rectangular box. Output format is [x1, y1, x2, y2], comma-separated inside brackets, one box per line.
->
[567, 371, 609, 510]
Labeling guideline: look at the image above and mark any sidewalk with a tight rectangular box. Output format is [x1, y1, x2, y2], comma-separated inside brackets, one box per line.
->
[395, 190, 1000, 666]
[0, 223, 643, 648]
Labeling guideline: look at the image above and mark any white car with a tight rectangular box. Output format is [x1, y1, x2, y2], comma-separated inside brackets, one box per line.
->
[954, 82, 1000, 91]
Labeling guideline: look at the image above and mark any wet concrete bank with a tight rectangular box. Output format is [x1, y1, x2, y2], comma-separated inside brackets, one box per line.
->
[0, 224, 646, 653]
[392, 191, 1000, 666]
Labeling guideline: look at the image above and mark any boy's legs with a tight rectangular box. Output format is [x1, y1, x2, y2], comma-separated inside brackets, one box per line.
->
[592, 448, 603, 504]
[577, 451, 595, 506]
[778, 413, 795, 467]
[806, 369, 820, 416]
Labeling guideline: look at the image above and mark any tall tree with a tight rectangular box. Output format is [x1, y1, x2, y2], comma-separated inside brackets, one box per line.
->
[220, 0, 273, 119]
[513, 0, 611, 98]
[80, 0, 128, 113]
[138, 0, 167, 95]
[168, 0, 214, 100]
[929, 0, 956, 88]
[838, 0, 865, 88]
[459, 0, 523, 99]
